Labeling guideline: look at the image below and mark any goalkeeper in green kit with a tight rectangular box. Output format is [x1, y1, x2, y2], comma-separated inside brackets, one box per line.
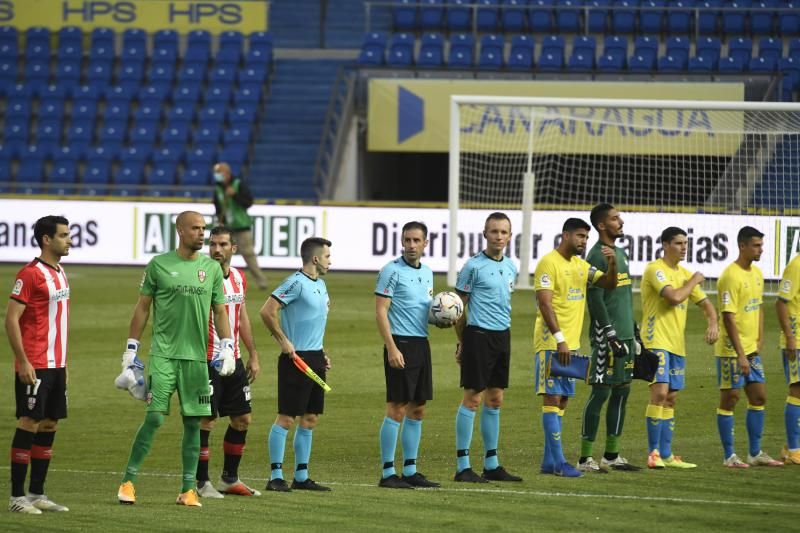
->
[578, 204, 642, 473]
[116, 211, 236, 507]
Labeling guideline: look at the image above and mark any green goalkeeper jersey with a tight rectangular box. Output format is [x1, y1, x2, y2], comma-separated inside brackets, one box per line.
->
[139, 251, 225, 361]
[587, 241, 634, 341]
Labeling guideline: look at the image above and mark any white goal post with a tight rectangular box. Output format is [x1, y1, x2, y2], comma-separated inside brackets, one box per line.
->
[448, 95, 800, 292]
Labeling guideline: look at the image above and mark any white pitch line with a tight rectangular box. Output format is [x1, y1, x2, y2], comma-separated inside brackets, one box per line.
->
[0, 466, 792, 508]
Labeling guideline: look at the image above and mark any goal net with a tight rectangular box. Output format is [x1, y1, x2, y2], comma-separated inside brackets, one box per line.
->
[448, 96, 800, 294]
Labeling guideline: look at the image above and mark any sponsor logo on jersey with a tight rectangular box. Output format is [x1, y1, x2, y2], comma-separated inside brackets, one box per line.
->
[722, 291, 731, 305]
[539, 273, 551, 288]
[198, 393, 211, 405]
[656, 270, 667, 283]
[12, 279, 23, 296]
[781, 279, 792, 295]
[198, 270, 206, 283]
[139, 271, 147, 289]
[170, 271, 180, 277]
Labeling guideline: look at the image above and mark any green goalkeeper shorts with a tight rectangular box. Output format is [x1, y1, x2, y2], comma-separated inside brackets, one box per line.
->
[146, 355, 212, 417]
[588, 338, 635, 386]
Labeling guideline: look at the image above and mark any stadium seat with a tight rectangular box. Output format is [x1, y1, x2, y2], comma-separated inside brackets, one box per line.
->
[556, 0, 582, 32]
[358, 32, 387, 66]
[57, 39, 82, 62]
[217, 31, 244, 66]
[4, 117, 29, 153]
[186, 34, 212, 65]
[508, 35, 535, 69]
[598, 52, 626, 70]
[387, 33, 415, 67]
[418, 32, 445, 68]
[665, 36, 691, 66]
[162, 124, 191, 146]
[667, 0, 695, 34]
[603, 34, 628, 57]
[106, 84, 137, 104]
[36, 118, 61, 143]
[147, 162, 179, 193]
[476, 0, 501, 31]
[538, 52, 564, 71]
[178, 63, 207, 84]
[758, 36, 782, 60]
[134, 103, 162, 124]
[612, 0, 639, 34]
[121, 42, 147, 68]
[696, 36, 722, 66]
[790, 38, 800, 57]
[639, 0, 665, 32]
[38, 98, 64, 122]
[17, 151, 46, 192]
[718, 55, 747, 71]
[750, 0, 776, 34]
[697, 0, 722, 33]
[6, 97, 30, 120]
[73, 101, 98, 123]
[658, 54, 686, 71]
[780, 1, 799, 35]
[238, 66, 268, 86]
[478, 34, 504, 69]
[187, 145, 216, 167]
[749, 55, 776, 71]
[55, 59, 81, 89]
[130, 121, 159, 145]
[722, 0, 751, 35]
[83, 159, 112, 195]
[530, 0, 554, 31]
[249, 31, 274, 52]
[569, 35, 596, 69]
[88, 61, 113, 94]
[193, 125, 222, 147]
[688, 54, 714, 70]
[394, 0, 419, 30]
[234, 86, 261, 107]
[24, 60, 50, 94]
[447, 0, 472, 31]
[198, 106, 226, 128]
[150, 63, 175, 86]
[113, 161, 144, 196]
[568, 51, 594, 70]
[25, 28, 50, 60]
[98, 122, 127, 153]
[0, 59, 16, 95]
[628, 52, 656, 70]
[633, 35, 659, 61]
[421, 0, 445, 29]
[182, 164, 212, 189]
[118, 63, 144, 93]
[501, 0, 528, 32]
[780, 56, 800, 99]
[728, 37, 753, 63]
[138, 85, 169, 106]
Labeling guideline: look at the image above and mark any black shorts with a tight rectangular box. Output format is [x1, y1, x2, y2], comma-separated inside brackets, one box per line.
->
[277, 351, 326, 417]
[15, 368, 68, 421]
[384, 336, 433, 403]
[208, 358, 252, 418]
[460, 326, 511, 392]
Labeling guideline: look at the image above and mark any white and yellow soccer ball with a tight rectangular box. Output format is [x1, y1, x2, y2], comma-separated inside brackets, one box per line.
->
[428, 291, 464, 328]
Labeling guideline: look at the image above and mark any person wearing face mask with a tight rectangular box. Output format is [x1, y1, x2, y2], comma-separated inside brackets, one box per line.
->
[212, 162, 268, 290]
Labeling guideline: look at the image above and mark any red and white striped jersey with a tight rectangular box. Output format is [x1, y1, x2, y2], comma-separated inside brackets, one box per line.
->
[9, 259, 70, 370]
[207, 266, 247, 360]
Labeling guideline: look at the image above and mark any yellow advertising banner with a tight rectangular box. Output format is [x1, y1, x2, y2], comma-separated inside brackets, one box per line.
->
[0, 0, 268, 34]
[367, 80, 745, 154]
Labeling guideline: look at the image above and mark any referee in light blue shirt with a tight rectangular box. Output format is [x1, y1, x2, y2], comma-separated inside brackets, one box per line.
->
[375, 221, 443, 490]
[453, 212, 523, 483]
[260, 237, 332, 493]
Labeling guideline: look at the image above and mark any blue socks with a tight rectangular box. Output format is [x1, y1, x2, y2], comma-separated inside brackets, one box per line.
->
[455, 405, 475, 472]
[746, 405, 765, 457]
[481, 407, 500, 471]
[543, 407, 565, 466]
[293, 427, 313, 482]
[660, 408, 674, 459]
[401, 418, 422, 477]
[379, 417, 400, 478]
[645, 404, 662, 453]
[716, 409, 735, 460]
[786, 398, 800, 450]
[268, 424, 288, 480]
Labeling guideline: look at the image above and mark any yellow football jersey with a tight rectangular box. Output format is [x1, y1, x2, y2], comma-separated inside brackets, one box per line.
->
[778, 254, 800, 349]
[715, 262, 763, 357]
[533, 249, 603, 353]
[640, 258, 707, 356]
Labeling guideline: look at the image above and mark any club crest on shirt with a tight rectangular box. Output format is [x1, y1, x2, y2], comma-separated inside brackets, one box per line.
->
[782, 279, 793, 294]
[12, 279, 23, 296]
[198, 270, 206, 283]
[539, 273, 552, 288]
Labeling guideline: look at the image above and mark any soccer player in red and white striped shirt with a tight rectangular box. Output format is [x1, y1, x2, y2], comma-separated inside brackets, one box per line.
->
[5, 216, 72, 514]
[196, 226, 262, 498]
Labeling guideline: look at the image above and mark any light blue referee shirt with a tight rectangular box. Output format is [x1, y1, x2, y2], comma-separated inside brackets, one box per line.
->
[456, 251, 517, 331]
[271, 271, 330, 351]
[375, 256, 434, 338]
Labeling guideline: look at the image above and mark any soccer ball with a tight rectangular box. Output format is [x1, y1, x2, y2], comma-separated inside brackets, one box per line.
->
[428, 291, 464, 327]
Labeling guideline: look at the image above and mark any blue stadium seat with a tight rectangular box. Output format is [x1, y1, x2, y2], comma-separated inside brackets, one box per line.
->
[728, 36, 753, 63]
[238, 66, 268, 86]
[780, 1, 799, 35]
[38, 97, 64, 121]
[718, 55, 746, 71]
[603, 34, 628, 57]
[24, 60, 50, 94]
[387, 33, 415, 67]
[138, 85, 169, 106]
[147, 162, 179, 193]
[419, 32, 445, 67]
[597, 52, 625, 70]
[130, 121, 159, 146]
[448, 0, 472, 30]
[121, 42, 147, 68]
[17, 152, 46, 192]
[758, 36, 782, 60]
[185, 40, 211, 65]
[633, 35, 658, 60]
[210, 66, 237, 84]
[628, 52, 656, 70]
[0, 59, 16, 95]
[667, 0, 694, 34]
[228, 105, 256, 126]
[118, 63, 144, 93]
[6, 97, 30, 120]
[150, 63, 175, 86]
[25, 28, 50, 60]
[421, 0, 445, 29]
[114, 161, 144, 195]
[220, 145, 248, 170]
[88, 61, 113, 94]
[688, 54, 714, 70]
[216, 38, 244, 67]
[478, 34, 504, 69]
[182, 164, 212, 189]
[697, 0, 722, 33]
[187, 145, 216, 167]
[612, 0, 639, 34]
[750, 0, 776, 34]
[224, 127, 251, 146]
[556, 0, 582, 32]
[722, 0, 751, 35]
[153, 146, 184, 166]
[780, 57, 800, 99]
[234, 86, 261, 106]
[36, 118, 61, 143]
[502, 0, 528, 32]
[538, 44, 565, 70]
[477, 0, 500, 31]
[749, 55, 776, 71]
[358, 43, 385, 66]
[83, 159, 112, 195]
[569, 36, 596, 70]
[105, 85, 136, 106]
[162, 124, 191, 146]
[658, 54, 686, 71]
[71, 85, 100, 104]
[91, 27, 114, 47]
[73, 101, 98, 123]
[665, 36, 690, 66]
[57, 40, 82, 62]
[98, 121, 127, 153]
[55, 60, 81, 90]
[49, 156, 79, 194]
[249, 31, 273, 51]
[640, 0, 665, 32]
[0, 35, 17, 59]
[166, 103, 195, 125]
[790, 38, 800, 57]
[154, 29, 179, 51]
[198, 107, 226, 128]
[508, 35, 535, 69]
[530, 0, 554, 31]
[89, 40, 114, 63]
[58, 26, 81, 45]
[4, 117, 29, 154]
[568, 51, 595, 70]
[0, 147, 11, 184]
[134, 103, 162, 124]
[696, 36, 722, 66]
[178, 63, 207, 85]
[394, 0, 419, 30]
[448, 33, 475, 67]
[0, 26, 16, 45]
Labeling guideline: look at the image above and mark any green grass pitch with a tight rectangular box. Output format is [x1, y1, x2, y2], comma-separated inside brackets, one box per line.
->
[1, 265, 798, 532]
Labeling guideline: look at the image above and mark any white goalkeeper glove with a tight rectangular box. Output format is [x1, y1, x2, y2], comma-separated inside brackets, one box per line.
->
[115, 338, 147, 401]
[212, 338, 236, 377]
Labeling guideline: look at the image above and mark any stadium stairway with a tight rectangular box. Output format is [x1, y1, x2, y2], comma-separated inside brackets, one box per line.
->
[269, 0, 322, 48]
[324, 0, 369, 49]
[250, 59, 349, 200]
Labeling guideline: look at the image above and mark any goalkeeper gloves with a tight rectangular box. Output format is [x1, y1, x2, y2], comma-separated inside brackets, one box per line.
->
[633, 323, 643, 356]
[212, 338, 236, 377]
[602, 326, 629, 359]
[115, 338, 147, 401]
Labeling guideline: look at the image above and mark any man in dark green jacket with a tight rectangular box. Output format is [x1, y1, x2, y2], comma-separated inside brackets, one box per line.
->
[213, 162, 268, 290]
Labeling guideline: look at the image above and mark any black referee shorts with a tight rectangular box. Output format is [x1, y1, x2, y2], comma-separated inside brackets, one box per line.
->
[207, 358, 252, 418]
[384, 336, 433, 403]
[277, 351, 326, 417]
[460, 326, 511, 392]
[15, 368, 67, 421]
